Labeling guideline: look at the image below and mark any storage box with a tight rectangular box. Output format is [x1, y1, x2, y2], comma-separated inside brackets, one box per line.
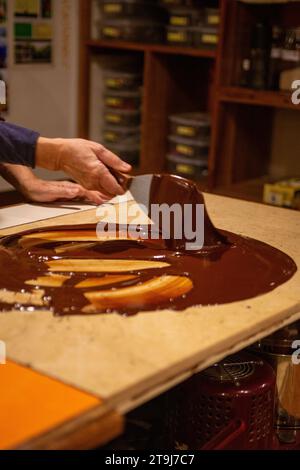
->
[263, 179, 300, 210]
[103, 125, 140, 144]
[167, 153, 208, 180]
[100, 0, 167, 21]
[204, 8, 220, 26]
[169, 112, 211, 139]
[169, 8, 203, 27]
[107, 141, 140, 165]
[104, 108, 141, 126]
[103, 70, 142, 91]
[104, 90, 141, 111]
[100, 18, 164, 43]
[166, 25, 192, 46]
[191, 25, 219, 48]
[168, 135, 210, 158]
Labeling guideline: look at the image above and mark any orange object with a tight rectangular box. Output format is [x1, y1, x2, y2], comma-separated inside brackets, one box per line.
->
[0, 361, 101, 449]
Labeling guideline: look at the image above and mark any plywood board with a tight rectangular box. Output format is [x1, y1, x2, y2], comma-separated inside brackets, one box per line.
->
[0, 193, 299, 413]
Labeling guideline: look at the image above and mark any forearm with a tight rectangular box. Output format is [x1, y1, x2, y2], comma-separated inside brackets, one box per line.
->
[35, 137, 64, 171]
[0, 163, 36, 193]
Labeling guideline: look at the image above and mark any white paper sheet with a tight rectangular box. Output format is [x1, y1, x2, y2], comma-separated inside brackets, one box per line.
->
[0, 192, 133, 230]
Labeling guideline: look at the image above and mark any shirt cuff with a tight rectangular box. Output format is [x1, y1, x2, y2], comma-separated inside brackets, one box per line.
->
[0, 122, 40, 168]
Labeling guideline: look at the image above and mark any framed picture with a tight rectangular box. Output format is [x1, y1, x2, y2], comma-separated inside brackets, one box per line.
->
[13, 0, 53, 64]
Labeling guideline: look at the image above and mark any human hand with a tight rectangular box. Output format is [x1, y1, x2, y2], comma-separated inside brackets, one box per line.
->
[20, 178, 111, 205]
[0, 164, 110, 205]
[36, 138, 132, 197]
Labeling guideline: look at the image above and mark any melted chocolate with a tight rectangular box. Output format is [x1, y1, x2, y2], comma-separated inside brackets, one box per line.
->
[0, 175, 297, 316]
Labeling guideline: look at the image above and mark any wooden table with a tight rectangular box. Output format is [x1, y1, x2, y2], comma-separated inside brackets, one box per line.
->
[0, 194, 299, 449]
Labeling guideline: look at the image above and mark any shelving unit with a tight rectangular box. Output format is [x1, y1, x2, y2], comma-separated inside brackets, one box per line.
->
[86, 39, 217, 58]
[78, 0, 300, 206]
[219, 86, 296, 110]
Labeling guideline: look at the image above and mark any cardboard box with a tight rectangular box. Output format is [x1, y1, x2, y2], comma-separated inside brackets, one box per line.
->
[264, 178, 300, 210]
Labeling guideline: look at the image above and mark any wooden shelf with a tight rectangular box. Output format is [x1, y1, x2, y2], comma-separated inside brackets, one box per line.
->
[86, 40, 217, 59]
[212, 176, 268, 203]
[212, 176, 300, 212]
[219, 87, 299, 111]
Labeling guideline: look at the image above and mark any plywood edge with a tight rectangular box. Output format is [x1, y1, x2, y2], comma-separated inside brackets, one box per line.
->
[15, 406, 124, 451]
[107, 302, 300, 415]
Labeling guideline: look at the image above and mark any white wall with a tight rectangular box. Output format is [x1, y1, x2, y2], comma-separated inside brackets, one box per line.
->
[1, 0, 79, 191]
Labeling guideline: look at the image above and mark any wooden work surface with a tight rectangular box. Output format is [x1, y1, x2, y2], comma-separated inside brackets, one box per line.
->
[0, 193, 300, 433]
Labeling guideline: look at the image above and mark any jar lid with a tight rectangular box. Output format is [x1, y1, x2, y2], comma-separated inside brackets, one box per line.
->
[168, 134, 210, 147]
[104, 107, 141, 116]
[252, 321, 300, 356]
[103, 125, 141, 133]
[104, 89, 142, 98]
[102, 18, 163, 26]
[169, 112, 211, 127]
[107, 141, 140, 151]
[103, 69, 142, 79]
[167, 153, 208, 167]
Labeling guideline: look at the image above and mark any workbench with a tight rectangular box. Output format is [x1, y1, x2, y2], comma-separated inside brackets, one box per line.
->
[0, 193, 299, 450]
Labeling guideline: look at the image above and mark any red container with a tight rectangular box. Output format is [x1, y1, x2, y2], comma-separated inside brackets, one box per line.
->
[165, 351, 276, 450]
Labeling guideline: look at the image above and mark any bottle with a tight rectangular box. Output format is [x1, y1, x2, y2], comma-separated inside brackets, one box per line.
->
[268, 26, 283, 90]
[240, 58, 251, 87]
[250, 22, 269, 90]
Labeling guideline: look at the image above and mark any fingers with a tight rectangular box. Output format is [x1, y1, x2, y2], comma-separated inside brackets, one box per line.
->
[94, 163, 127, 196]
[91, 144, 132, 195]
[43, 181, 82, 202]
[23, 179, 109, 205]
[48, 182, 111, 205]
[94, 144, 132, 173]
[81, 188, 111, 205]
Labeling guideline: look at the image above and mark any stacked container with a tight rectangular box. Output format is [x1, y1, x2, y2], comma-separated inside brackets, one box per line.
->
[102, 68, 143, 165]
[164, 1, 220, 49]
[98, 0, 167, 43]
[167, 112, 211, 180]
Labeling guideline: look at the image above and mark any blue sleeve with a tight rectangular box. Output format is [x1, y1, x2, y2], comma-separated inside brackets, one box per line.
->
[0, 122, 40, 168]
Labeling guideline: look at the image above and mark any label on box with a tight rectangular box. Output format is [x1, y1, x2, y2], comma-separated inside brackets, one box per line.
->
[104, 4, 122, 13]
[202, 33, 218, 45]
[168, 31, 187, 43]
[207, 15, 220, 25]
[170, 16, 188, 26]
[106, 113, 121, 123]
[106, 97, 122, 107]
[105, 78, 123, 88]
[104, 131, 117, 142]
[176, 164, 194, 175]
[103, 27, 120, 38]
[176, 144, 194, 156]
[177, 125, 195, 137]
[264, 180, 300, 209]
[264, 190, 285, 207]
